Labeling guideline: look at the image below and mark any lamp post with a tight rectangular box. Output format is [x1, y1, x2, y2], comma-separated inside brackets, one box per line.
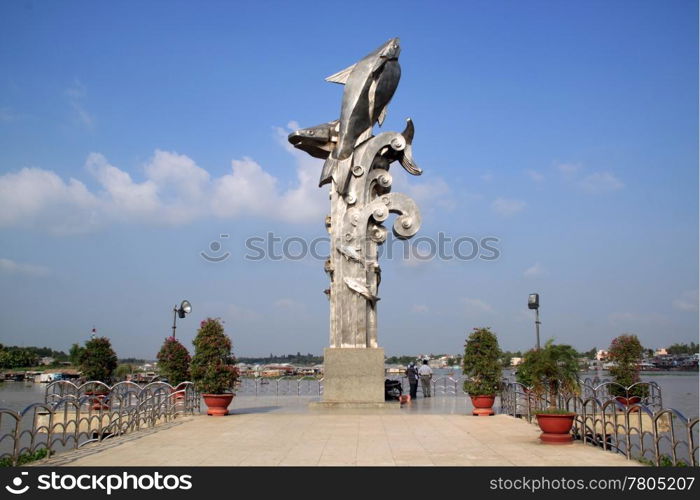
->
[528, 293, 540, 350]
[171, 300, 192, 338]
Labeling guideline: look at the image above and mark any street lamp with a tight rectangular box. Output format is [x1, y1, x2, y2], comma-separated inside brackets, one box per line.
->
[528, 293, 540, 350]
[172, 300, 192, 338]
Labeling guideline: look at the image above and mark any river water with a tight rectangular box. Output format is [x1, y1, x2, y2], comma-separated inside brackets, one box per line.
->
[1, 371, 697, 417]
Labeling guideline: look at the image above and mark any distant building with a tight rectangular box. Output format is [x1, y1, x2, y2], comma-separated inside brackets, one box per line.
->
[595, 350, 608, 361]
[655, 348, 668, 357]
[40, 357, 55, 366]
[510, 357, 523, 366]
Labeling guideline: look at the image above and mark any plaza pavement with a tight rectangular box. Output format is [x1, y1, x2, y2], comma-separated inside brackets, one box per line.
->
[42, 396, 640, 467]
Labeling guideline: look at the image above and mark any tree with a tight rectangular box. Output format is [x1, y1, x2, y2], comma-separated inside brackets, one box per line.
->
[157, 336, 191, 386]
[667, 342, 699, 356]
[78, 337, 118, 383]
[607, 334, 647, 398]
[69, 343, 85, 366]
[0, 347, 39, 369]
[462, 327, 503, 396]
[114, 364, 134, 380]
[516, 340, 580, 400]
[190, 318, 239, 394]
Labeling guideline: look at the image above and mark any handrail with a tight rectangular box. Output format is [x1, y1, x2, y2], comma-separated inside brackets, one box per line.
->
[0, 380, 199, 466]
[500, 382, 697, 466]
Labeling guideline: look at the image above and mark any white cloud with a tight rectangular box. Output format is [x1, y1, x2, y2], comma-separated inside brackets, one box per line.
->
[0, 123, 454, 234]
[579, 172, 624, 194]
[524, 262, 545, 277]
[491, 197, 526, 216]
[608, 311, 669, 326]
[226, 304, 261, 322]
[556, 163, 581, 175]
[411, 304, 429, 313]
[526, 170, 544, 182]
[393, 170, 454, 211]
[0, 258, 50, 277]
[274, 298, 305, 311]
[673, 290, 698, 312]
[462, 298, 494, 314]
[0, 166, 99, 234]
[66, 79, 94, 129]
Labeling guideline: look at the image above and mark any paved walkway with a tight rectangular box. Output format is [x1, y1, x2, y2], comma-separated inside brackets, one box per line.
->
[44, 398, 640, 466]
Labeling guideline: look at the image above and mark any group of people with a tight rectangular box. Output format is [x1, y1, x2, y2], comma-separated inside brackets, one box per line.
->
[405, 359, 432, 399]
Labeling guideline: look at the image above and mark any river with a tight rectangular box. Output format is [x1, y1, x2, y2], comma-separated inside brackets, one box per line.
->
[1, 371, 697, 417]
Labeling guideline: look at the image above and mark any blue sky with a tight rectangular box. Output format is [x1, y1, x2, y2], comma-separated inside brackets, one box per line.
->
[0, 0, 697, 359]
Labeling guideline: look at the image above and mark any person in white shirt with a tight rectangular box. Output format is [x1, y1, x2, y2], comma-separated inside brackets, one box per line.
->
[418, 359, 432, 397]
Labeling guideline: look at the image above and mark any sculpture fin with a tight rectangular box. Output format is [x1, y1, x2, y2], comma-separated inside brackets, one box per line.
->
[377, 106, 388, 126]
[325, 64, 356, 85]
[399, 148, 422, 175]
[319, 156, 337, 187]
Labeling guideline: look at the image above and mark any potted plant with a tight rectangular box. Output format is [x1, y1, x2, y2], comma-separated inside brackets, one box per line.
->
[607, 334, 648, 410]
[190, 318, 239, 416]
[78, 336, 118, 410]
[519, 340, 580, 443]
[157, 336, 191, 399]
[462, 327, 503, 416]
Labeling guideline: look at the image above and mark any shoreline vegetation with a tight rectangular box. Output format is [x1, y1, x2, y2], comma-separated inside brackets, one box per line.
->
[1, 342, 698, 379]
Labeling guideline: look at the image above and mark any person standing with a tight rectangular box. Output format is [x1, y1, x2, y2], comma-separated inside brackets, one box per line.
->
[418, 359, 432, 397]
[406, 362, 419, 400]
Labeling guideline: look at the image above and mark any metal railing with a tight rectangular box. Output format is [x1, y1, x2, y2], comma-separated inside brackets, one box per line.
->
[0, 380, 199, 466]
[234, 375, 463, 396]
[500, 382, 698, 467]
[236, 376, 323, 396]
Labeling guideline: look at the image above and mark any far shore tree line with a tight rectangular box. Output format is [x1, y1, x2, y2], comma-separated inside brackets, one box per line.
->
[1, 340, 697, 372]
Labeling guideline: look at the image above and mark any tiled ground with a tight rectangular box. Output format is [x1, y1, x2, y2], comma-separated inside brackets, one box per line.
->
[42, 397, 640, 467]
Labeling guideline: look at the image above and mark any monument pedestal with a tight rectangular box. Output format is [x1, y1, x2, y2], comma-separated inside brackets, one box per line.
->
[310, 347, 397, 409]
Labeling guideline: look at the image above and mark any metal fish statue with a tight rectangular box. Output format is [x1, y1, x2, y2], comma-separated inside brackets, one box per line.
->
[337, 245, 362, 263]
[320, 38, 401, 188]
[287, 120, 339, 160]
[344, 277, 380, 305]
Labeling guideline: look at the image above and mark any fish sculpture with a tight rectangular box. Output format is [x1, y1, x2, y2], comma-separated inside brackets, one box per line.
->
[337, 245, 362, 263]
[287, 120, 339, 160]
[344, 277, 380, 305]
[320, 38, 402, 189]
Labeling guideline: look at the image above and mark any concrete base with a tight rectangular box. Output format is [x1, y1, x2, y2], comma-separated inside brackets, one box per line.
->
[309, 401, 400, 410]
[320, 347, 385, 404]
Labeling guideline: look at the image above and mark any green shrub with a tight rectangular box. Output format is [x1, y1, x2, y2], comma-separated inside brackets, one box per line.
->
[462, 327, 503, 396]
[190, 318, 239, 394]
[535, 408, 575, 415]
[607, 334, 649, 398]
[78, 337, 118, 383]
[0, 448, 52, 467]
[157, 336, 191, 386]
[517, 340, 580, 399]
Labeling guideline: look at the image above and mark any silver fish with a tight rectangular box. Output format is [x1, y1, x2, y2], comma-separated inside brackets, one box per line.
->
[344, 277, 380, 305]
[320, 38, 401, 188]
[337, 245, 362, 263]
[287, 120, 339, 160]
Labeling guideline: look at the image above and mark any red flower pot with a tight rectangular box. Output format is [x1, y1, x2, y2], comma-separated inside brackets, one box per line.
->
[470, 395, 496, 416]
[535, 413, 576, 444]
[171, 383, 188, 401]
[85, 391, 110, 411]
[615, 396, 641, 412]
[202, 393, 234, 416]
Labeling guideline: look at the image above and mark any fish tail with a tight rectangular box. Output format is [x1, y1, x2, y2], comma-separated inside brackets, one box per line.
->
[400, 150, 422, 175]
[319, 156, 338, 187]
